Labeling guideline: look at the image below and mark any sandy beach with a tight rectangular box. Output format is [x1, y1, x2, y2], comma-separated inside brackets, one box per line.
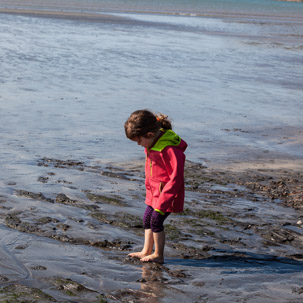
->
[0, 1, 303, 302]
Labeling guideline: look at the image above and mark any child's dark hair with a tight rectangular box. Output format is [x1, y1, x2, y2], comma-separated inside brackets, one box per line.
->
[125, 109, 172, 140]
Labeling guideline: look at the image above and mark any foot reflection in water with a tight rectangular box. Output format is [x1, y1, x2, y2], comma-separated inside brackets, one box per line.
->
[139, 264, 166, 303]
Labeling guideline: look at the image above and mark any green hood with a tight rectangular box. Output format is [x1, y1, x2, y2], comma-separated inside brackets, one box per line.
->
[150, 129, 181, 152]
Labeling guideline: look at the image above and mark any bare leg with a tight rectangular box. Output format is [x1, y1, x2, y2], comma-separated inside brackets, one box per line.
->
[141, 231, 165, 264]
[128, 229, 154, 259]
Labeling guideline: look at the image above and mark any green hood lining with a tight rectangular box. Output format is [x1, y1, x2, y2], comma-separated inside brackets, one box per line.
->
[150, 129, 181, 152]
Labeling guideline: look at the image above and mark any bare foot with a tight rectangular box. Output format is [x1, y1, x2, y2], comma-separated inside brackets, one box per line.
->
[128, 251, 151, 259]
[140, 253, 164, 264]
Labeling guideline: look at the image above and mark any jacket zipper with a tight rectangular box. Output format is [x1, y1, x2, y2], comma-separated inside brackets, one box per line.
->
[147, 149, 152, 177]
[150, 160, 152, 177]
[146, 151, 153, 200]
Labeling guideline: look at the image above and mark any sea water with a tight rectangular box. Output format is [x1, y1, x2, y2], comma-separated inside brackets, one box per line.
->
[0, 0, 302, 189]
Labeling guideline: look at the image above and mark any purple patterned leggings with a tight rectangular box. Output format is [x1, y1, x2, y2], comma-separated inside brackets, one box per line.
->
[143, 205, 170, 233]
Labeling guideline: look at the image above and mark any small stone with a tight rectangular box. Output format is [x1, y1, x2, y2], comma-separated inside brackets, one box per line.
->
[31, 265, 47, 270]
[15, 244, 28, 250]
[0, 275, 9, 282]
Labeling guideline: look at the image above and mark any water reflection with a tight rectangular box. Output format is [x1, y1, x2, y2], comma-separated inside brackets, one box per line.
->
[139, 265, 165, 303]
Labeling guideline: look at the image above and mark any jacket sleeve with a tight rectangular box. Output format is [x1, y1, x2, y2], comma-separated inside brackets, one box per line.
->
[154, 146, 185, 212]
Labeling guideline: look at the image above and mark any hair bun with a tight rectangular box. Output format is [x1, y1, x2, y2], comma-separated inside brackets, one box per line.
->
[156, 113, 172, 130]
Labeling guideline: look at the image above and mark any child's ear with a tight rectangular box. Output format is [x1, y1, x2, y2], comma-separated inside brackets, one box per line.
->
[146, 132, 155, 138]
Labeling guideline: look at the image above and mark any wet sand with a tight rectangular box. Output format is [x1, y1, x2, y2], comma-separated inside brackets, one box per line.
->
[1, 157, 303, 302]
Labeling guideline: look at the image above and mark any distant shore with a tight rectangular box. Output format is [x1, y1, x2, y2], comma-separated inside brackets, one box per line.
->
[0, 3, 302, 22]
[0, 8, 131, 22]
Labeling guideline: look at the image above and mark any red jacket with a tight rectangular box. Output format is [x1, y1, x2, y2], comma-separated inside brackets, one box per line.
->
[144, 129, 187, 213]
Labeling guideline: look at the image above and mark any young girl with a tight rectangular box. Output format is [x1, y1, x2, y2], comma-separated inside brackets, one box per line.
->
[124, 109, 187, 264]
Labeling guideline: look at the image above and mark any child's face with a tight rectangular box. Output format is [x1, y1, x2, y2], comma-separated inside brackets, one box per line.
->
[133, 133, 155, 149]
